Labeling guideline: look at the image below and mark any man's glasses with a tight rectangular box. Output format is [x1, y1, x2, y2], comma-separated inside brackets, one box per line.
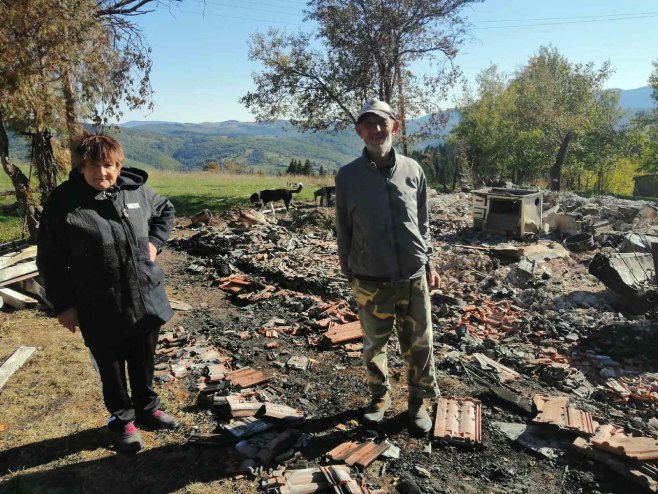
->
[359, 118, 393, 129]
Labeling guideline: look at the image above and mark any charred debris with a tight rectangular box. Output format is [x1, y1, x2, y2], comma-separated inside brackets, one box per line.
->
[154, 187, 658, 493]
[2, 186, 657, 493]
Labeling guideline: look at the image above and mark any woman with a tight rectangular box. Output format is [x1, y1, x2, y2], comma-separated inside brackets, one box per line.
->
[37, 132, 178, 453]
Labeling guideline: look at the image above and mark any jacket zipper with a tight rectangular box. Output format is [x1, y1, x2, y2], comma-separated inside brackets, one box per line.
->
[384, 171, 402, 280]
[115, 195, 148, 314]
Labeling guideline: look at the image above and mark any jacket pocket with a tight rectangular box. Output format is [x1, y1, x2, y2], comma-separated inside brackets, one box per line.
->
[140, 260, 173, 322]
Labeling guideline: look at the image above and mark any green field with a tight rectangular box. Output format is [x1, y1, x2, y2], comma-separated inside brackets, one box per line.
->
[0, 169, 334, 243]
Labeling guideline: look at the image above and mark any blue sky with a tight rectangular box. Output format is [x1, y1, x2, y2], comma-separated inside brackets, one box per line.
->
[120, 0, 658, 123]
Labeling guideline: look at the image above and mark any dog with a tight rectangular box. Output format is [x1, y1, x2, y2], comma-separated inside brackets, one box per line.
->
[313, 186, 335, 206]
[250, 183, 303, 215]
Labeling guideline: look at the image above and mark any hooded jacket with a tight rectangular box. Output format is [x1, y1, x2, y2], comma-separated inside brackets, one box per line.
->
[36, 167, 175, 346]
[335, 148, 433, 282]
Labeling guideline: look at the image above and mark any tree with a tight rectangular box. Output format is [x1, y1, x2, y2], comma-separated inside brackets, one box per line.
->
[632, 60, 658, 173]
[241, 0, 480, 145]
[301, 159, 313, 176]
[286, 159, 300, 174]
[511, 46, 620, 190]
[203, 161, 221, 172]
[0, 0, 172, 239]
[451, 47, 625, 191]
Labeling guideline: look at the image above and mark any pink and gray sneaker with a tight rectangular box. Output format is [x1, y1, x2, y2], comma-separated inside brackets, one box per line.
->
[138, 410, 179, 430]
[108, 419, 143, 453]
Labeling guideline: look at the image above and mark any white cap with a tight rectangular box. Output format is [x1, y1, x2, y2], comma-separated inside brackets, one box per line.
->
[357, 99, 396, 122]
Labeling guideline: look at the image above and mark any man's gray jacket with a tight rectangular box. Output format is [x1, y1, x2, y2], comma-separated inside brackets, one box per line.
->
[37, 167, 175, 346]
[334, 148, 433, 282]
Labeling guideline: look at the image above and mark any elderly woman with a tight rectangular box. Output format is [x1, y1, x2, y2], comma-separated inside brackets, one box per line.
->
[37, 132, 178, 453]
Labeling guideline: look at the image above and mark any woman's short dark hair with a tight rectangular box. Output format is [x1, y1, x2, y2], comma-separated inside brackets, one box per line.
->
[71, 131, 125, 169]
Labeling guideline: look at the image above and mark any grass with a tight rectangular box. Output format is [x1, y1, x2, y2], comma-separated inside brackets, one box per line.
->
[147, 171, 333, 216]
[0, 278, 258, 494]
[0, 163, 31, 243]
[0, 169, 335, 242]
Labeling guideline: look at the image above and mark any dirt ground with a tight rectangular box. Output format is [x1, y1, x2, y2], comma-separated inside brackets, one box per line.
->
[0, 194, 656, 494]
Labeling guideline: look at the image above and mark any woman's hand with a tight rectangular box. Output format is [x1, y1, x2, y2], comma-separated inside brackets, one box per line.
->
[57, 308, 79, 333]
[148, 242, 158, 262]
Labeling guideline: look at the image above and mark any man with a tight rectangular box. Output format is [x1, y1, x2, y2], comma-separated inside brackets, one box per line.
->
[334, 99, 440, 434]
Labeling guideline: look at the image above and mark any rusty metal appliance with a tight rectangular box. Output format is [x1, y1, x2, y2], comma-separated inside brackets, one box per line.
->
[472, 187, 543, 238]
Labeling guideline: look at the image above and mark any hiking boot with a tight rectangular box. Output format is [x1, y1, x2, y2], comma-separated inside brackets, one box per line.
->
[109, 420, 143, 453]
[362, 392, 391, 423]
[138, 410, 179, 430]
[408, 397, 432, 435]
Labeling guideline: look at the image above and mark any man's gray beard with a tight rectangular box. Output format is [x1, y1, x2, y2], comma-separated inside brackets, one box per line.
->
[364, 136, 393, 162]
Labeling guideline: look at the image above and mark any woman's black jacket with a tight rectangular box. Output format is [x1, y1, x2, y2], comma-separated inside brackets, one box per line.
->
[36, 167, 175, 346]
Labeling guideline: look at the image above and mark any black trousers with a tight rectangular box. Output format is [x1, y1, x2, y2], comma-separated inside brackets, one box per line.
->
[89, 327, 161, 426]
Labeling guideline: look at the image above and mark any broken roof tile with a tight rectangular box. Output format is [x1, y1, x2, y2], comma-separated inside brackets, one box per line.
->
[323, 321, 363, 347]
[591, 424, 658, 461]
[225, 367, 274, 388]
[432, 397, 482, 446]
[532, 395, 596, 435]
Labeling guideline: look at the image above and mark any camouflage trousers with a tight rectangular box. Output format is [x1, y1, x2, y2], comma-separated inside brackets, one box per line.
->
[352, 276, 438, 400]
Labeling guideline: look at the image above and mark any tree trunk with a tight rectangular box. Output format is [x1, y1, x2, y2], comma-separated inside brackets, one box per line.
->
[30, 129, 59, 205]
[62, 70, 79, 151]
[394, 61, 409, 156]
[597, 166, 604, 194]
[549, 131, 573, 191]
[0, 111, 40, 242]
[452, 158, 462, 192]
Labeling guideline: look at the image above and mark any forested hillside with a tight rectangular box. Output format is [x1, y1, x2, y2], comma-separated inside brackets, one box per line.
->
[4, 87, 652, 173]
[116, 121, 363, 172]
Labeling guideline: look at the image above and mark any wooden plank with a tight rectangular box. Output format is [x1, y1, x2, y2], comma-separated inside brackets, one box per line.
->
[0, 260, 37, 282]
[0, 261, 38, 288]
[0, 245, 37, 269]
[16, 277, 47, 303]
[0, 287, 39, 309]
[0, 346, 37, 390]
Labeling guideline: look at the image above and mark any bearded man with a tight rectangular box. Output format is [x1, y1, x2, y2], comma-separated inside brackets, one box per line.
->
[334, 99, 440, 434]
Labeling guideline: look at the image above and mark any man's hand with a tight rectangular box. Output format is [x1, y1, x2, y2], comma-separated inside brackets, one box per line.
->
[148, 241, 158, 262]
[57, 308, 79, 333]
[426, 269, 441, 291]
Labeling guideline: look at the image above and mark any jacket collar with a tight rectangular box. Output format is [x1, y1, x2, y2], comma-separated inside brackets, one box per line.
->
[69, 166, 147, 200]
[361, 147, 398, 173]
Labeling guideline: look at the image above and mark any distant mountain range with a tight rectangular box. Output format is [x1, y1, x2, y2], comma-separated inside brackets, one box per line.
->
[613, 86, 654, 111]
[115, 120, 363, 173]
[5, 87, 655, 173]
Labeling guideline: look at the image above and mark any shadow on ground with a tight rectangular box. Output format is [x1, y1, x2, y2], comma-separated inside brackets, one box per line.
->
[1, 428, 255, 493]
[0, 408, 393, 494]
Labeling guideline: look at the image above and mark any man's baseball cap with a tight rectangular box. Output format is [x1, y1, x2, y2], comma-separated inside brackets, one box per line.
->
[357, 99, 397, 123]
